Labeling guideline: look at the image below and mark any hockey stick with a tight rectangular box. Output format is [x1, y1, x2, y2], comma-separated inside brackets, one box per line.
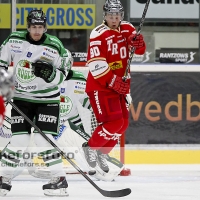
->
[8, 101, 131, 198]
[124, 0, 150, 79]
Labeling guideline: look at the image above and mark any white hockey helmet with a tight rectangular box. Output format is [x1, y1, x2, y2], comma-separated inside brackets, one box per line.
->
[103, 0, 124, 20]
[0, 69, 15, 101]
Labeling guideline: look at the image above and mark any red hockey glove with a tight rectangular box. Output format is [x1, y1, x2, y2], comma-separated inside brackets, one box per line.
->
[108, 74, 129, 95]
[0, 96, 5, 126]
[128, 34, 144, 49]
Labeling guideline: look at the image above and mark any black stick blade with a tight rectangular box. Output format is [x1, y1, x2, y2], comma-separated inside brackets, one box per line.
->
[100, 188, 131, 198]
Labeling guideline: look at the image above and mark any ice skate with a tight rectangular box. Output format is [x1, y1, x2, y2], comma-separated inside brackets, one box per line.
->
[97, 150, 109, 173]
[0, 176, 12, 196]
[82, 142, 97, 168]
[43, 176, 68, 196]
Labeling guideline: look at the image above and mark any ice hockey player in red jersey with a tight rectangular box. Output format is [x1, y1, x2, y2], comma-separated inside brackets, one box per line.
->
[82, 0, 146, 172]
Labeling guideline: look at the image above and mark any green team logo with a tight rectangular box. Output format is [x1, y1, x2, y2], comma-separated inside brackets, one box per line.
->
[16, 60, 35, 83]
[60, 96, 73, 117]
[35, 12, 42, 18]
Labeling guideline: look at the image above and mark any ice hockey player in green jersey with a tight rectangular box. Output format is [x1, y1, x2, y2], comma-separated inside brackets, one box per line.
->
[0, 9, 69, 196]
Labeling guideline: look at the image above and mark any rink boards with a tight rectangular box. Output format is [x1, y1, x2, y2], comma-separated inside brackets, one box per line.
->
[5, 64, 200, 164]
[73, 64, 200, 164]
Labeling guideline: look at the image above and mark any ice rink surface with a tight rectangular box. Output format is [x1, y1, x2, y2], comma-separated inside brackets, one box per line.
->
[1, 164, 200, 200]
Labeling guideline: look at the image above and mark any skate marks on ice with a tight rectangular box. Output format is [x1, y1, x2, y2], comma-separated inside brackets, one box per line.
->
[1, 166, 200, 200]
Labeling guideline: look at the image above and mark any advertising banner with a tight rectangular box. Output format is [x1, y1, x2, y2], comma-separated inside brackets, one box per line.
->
[156, 48, 199, 63]
[126, 72, 200, 144]
[130, 1, 199, 20]
[71, 51, 155, 66]
[0, 4, 95, 29]
[71, 52, 87, 66]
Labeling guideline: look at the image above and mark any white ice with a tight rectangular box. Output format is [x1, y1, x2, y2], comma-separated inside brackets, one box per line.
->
[1, 164, 200, 200]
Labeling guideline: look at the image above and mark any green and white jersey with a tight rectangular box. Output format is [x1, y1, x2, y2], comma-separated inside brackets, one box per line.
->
[0, 31, 69, 103]
[60, 70, 91, 129]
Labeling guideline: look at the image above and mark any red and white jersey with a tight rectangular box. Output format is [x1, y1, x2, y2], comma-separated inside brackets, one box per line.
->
[86, 21, 146, 93]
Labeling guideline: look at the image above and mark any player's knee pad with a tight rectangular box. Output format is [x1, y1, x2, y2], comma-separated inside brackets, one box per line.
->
[103, 118, 124, 133]
[117, 118, 129, 134]
[34, 133, 54, 149]
[9, 134, 30, 148]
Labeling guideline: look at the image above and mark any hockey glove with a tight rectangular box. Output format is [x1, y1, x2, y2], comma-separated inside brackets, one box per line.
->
[32, 61, 56, 83]
[108, 74, 129, 95]
[128, 34, 144, 49]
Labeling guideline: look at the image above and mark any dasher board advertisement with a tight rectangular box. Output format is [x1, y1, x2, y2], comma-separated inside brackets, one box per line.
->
[126, 72, 200, 144]
[0, 4, 95, 29]
[155, 48, 199, 64]
[130, 1, 199, 20]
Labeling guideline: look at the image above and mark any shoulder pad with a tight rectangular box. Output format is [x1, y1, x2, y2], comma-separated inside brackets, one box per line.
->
[9, 31, 26, 40]
[90, 24, 109, 39]
[71, 70, 86, 81]
[45, 34, 64, 53]
[121, 21, 135, 28]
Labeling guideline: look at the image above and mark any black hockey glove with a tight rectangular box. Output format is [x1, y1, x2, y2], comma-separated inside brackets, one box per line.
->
[32, 61, 56, 83]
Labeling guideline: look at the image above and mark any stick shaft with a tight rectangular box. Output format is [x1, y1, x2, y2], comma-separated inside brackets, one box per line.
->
[8, 101, 131, 197]
[124, 0, 151, 78]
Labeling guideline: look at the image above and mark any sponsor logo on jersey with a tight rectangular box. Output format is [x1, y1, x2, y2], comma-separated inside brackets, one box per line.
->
[75, 129, 90, 141]
[94, 91, 102, 114]
[47, 104, 58, 107]
[27, 52, 32, 58]
[11, 116, 24, 124]
[97, 130, 110, 140]
[38, 114, 57, 123]
[75, 86, 85, 90]
[11, 45, 21, 49]
[53, 124, 67, 140]
[60, 96, 73, 117]
[31, 19, 44, 23]
[16, 83, 37, 91]
[74, 90, 84, 94]
[109, 75, 116, 87]
[117, 39, 125, 43]
[42, 52, 55, 59]
[91, 65, 107, 73]
[50, 42, 60, 49]
[108, 60, 123, 70]
[39, 56, 52, 63]
[9, 39, 23, 44]
[75, 81, 86, 85]
[60, 88, 65, 93]
[11, 49, 22, 53]
[90, 41, 101, 46]
[15, 60, 35, 83]
[105, 35, 115, 41]
[44, 47, 58, 54]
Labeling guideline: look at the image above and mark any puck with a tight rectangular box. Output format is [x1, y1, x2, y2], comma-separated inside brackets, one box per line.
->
[88, 170, 96, 175]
